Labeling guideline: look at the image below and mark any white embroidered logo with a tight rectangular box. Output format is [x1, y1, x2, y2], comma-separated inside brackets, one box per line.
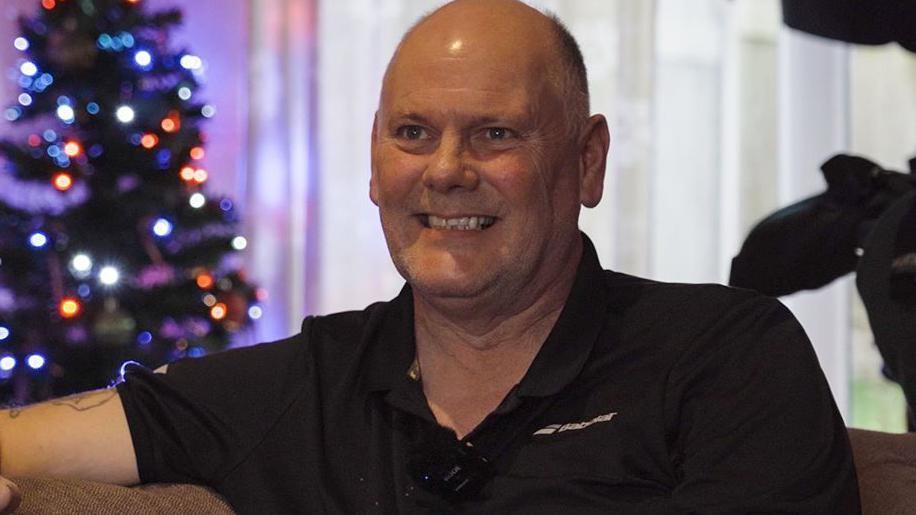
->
[532, 412, 618, 436]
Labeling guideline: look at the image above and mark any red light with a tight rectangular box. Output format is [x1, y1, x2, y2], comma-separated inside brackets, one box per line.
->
[59, 298, 81, 318]
[189, 147, 205, 160]
[140, 133, 159, 149]
[196, 273, 214, 289]
[27, 134, 41, 147]
[180, 166, 195, 182]
[42, 0, 56, 9]
[52, 172, 73, 192]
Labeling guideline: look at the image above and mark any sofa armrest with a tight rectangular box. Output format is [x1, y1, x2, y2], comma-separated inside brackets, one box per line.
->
[11, 477, 235, 514]
[849, 427, 916, 515]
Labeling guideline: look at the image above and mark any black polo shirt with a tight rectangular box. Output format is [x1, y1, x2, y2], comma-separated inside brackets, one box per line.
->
[118, 236, 860, 514]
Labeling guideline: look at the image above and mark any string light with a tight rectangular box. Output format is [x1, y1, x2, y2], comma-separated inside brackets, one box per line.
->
[0, 356, 15, 372]
[13, 37, 29, 51]
[179, 54, 202, 70]
[0, 326, 9, 341]
[29, 232, 49, 248]
[56, 104, 75, 123]
[27, 134, 41, 146]
[196, 273, 214, 289]
[177, 87, 192, 100]
[41, 0, 56, 9]
[99, 266, 120, 286]
[137, 331, 153, 345]
[210, 303, 227, 320]
[86, 102, 100, 115]
[202, 294, 217, 307]
[52, 172, 73, 191]
[64, 141, 83, 157]
[231, 236, 248, 250]
[20, 61, 38, 77]
[179, 166, 195, 182]
[115, 105, 135, 123]
[193, 169, 208, 183]
[248, 306, 263, 320]
[140, 133, 158, 148]
[18, 93, 32, 106]
[161, 110, 180, 132]
[152, 218, 173, 237]
[189, 193, 206, 208]
[189, 147, 205, 160]
[59, 297, 82, 318]
[71, 253, 93, 274]
[133, 50, 152, 67]
[201, 105, 216, 118]
[26, 354, 46, 370]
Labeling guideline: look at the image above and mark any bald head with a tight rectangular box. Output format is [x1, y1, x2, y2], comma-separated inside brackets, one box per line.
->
[381, 0, 589, 130]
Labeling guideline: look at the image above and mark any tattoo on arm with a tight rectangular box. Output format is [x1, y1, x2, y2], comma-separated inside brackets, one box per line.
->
[7, 389, 117, 419]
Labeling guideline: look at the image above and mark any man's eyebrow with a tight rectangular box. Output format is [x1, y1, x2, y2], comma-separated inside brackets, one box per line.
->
[388, 112, 526, 127]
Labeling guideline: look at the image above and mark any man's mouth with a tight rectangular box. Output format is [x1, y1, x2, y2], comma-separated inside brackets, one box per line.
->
[422, 215, 496, 231]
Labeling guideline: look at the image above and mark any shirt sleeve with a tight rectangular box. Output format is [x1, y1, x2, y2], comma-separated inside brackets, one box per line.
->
[662, 294, 860, 514]
[116, 332, 309, 486]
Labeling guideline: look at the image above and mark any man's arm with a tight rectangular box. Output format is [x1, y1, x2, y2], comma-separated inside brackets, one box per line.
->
[0, 388, 138, 485]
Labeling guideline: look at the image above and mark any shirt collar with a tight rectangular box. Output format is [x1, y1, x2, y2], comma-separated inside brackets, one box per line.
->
[363, 233, 609, 400]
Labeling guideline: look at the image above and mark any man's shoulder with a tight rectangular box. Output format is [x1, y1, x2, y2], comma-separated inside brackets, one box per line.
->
[600, 268, 780, 315]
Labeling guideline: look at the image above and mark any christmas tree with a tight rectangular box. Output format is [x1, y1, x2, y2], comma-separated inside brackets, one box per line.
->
[0, 0, 261, 404]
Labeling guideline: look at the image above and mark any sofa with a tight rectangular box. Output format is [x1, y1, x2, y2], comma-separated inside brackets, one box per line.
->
[8, 428, 914, 514]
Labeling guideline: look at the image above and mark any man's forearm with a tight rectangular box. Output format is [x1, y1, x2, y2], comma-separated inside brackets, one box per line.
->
[0, 388, 139, 484]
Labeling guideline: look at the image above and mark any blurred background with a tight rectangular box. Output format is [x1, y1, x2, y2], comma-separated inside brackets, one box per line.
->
[0, 0, 914, 430]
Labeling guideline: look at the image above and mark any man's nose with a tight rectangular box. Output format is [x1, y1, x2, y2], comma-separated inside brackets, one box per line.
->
[422, 133, 479, 192]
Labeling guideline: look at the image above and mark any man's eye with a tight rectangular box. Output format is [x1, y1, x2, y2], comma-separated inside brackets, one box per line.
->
[396, 125, 428, 140]
[485, 127, 514, 140]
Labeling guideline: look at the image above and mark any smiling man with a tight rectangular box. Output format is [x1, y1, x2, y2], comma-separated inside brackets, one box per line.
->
[0, 0, 859, 513]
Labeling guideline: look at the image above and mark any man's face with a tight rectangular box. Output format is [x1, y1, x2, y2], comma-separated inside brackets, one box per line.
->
[371, 28, 592, 306]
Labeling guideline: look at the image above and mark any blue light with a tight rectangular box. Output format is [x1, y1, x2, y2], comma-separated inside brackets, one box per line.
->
[152, 218, 173, 237]
[17, 76, 32, 88]
[187, 347, 205, 358]
[26, 354, 45, 370]
[119, 32, 135, 48]
[137, 331, 153, 345]
[0, 326, 9, 341]
[86, 102, 100, 114]
[134, 50, 152, 67]
[219, 199, 233, 212]
[77, 284, 91, 298]
[88, 144, 104, 158]
[97, 34, 113, 49]
[129, 133, 142, 145]
[17, 93, 32, 106]
[47, 145, 61, 157]
[29, 232, 48, 248]
[13, 37, 29, 51]
[4, 108, 21, 121]
[20, 61, 37, 77]
[0, 356, 15, 371]
[38, 73, 53, 86]
[43, 129, 57, 142]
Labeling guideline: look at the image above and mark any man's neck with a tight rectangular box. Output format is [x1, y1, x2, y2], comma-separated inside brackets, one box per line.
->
[411, 242, 582, 438]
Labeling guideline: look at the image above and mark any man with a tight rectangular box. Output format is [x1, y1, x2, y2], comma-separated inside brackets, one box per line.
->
[0, 0, 860, 512]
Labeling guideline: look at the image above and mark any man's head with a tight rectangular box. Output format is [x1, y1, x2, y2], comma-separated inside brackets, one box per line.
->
[370, 0, 609, 310]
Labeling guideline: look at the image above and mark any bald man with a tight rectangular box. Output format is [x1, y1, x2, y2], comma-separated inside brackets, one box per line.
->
[0, 1, 859, 512]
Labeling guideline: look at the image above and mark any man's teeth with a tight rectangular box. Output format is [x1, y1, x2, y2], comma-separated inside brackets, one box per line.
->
[427, 215, 495, 231]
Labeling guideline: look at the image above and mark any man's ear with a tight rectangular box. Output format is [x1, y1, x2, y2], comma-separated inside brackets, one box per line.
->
[369, 112, 380, 206]
[578, 114, 610, 208]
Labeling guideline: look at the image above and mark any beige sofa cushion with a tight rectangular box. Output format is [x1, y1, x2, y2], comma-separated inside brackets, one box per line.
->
[12, 477, 235, 514]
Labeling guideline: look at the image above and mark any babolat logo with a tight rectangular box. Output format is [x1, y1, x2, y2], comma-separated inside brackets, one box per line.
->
[532, 412, 618, 436]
